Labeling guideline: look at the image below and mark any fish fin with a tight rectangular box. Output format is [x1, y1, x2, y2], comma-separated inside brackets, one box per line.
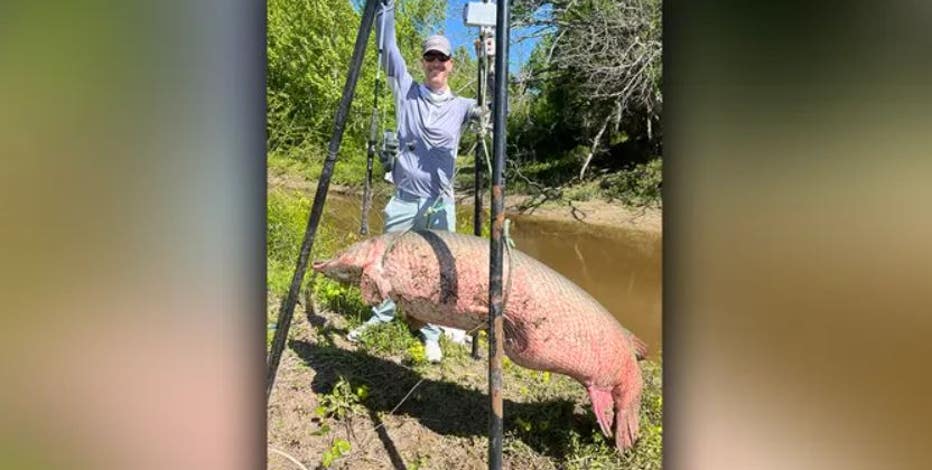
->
[360, 263, 393, 305]
[614, 407, 640, 451]
[586, 385, 615, 438]
[631, 335, 648, 361]
[613, 384, 642, 451]
[613, 405, 640, 451]
[624, 330, 648, 360]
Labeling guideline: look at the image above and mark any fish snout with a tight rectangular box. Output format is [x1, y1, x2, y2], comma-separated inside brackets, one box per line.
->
[311, 258, 360, 284]
[312, 259, 331, 273]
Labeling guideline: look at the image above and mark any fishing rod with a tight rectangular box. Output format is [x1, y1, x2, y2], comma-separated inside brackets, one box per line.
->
[360, 3, 389, 235]
[267, 0, 381, 402]
[469, 3, 495, 360]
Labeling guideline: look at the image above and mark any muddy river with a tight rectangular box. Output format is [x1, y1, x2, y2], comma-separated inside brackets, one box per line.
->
[319, 193, 662, 357]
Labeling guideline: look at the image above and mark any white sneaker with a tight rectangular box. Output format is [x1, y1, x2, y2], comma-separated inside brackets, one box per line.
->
[441, 327, 471, 345]
[347, 317, 383, 343]
[424, 340, 443, 363]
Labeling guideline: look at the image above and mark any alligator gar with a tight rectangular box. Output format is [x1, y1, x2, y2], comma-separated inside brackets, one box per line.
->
[313, 230, 647, 450]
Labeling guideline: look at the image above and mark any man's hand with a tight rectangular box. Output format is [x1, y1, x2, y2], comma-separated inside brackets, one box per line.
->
[470, 105, 489, 120]
[380, 131, 398, 172]
[469, 105, 492, 134]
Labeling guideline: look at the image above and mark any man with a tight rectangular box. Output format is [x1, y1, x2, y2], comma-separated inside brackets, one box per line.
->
[347, 0, 482, 363]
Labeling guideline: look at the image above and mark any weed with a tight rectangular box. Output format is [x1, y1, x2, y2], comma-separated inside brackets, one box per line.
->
[316, 376, 364, 420]
[267, 189, 343, 296]
[407, 453, 430, 470]
[313, 278, 370, 322]
[309, 423, 331, 437]
[405, 341, 428, 366]
[353, 319, 417, 356]
[320, 438, 351, 468]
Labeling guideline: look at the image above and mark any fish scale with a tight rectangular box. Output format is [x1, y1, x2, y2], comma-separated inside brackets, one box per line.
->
[313, 230, 647, 451]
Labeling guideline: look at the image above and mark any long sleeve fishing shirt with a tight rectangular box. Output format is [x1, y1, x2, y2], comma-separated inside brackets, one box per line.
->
[376, 2, 477, 203]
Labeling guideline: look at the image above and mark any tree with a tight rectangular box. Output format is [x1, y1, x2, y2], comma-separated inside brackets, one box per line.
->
[511, 0, 662, 179]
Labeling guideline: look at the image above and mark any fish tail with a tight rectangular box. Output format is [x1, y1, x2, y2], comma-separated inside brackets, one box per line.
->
[586, 385, 615, 438]
[612, 379, 643, 452]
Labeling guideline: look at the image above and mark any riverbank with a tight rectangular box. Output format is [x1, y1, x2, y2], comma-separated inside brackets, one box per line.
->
[268, 170, 662, 235]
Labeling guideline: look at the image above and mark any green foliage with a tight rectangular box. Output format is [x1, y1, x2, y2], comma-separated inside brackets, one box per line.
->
[313, 277, 370, 321]
[599, 158, 662, 207]
[510, 0, 662, 184]
[563, 180, 600, 202]
[267, 189, 351, 295]
[356, 318, 424, 359]
[321, 438, 352, 468]
[267, 189, 313, 295]
[267, 0, 359, 150]
[358, 319, 414, 354]
[405, 340, 428, 366]
[406, 453, 430, 470]
[316, 376, 365, 420]
[510, 153, 579, 188]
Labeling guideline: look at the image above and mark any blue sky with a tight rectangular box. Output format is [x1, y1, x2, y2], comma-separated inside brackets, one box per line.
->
[349, 0, 549, 73]
[436, 0, 544, 73]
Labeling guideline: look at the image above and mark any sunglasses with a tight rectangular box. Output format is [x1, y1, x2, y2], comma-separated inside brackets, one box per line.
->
[422, 53, 451, 63]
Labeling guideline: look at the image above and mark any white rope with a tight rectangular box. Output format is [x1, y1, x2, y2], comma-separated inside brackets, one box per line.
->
[269, 446, 310, 470]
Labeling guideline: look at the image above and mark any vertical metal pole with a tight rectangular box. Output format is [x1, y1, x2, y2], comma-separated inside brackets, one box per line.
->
[267, 0, 381, 402]
[488, 0, 509, 467]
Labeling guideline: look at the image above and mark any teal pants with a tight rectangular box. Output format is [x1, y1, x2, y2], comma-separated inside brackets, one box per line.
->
[369, 190, 456, 343]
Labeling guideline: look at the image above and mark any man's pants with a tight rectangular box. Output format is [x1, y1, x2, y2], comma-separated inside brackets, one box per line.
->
[369, 190, 456, 343]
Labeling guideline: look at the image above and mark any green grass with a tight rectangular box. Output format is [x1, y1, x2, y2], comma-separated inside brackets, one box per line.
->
[563, 180, 602, 202]
[267, 188, 313, 296]
[268, 140, 392, 191]
[267, 188, 368, 296]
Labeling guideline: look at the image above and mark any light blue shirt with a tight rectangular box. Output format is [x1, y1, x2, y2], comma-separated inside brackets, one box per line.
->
[376, 3, 477, 202]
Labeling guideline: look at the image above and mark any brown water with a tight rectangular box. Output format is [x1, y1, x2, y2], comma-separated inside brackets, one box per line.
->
[321, 192, 663, 357]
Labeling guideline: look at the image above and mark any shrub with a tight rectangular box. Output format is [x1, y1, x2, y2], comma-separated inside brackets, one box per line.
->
[599, 158, 662, 207]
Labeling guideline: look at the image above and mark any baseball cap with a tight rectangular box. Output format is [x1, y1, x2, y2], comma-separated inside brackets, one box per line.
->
[422, 35, 452, 57]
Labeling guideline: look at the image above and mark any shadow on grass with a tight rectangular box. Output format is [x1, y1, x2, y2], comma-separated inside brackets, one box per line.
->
[288, 339, 605, 460]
